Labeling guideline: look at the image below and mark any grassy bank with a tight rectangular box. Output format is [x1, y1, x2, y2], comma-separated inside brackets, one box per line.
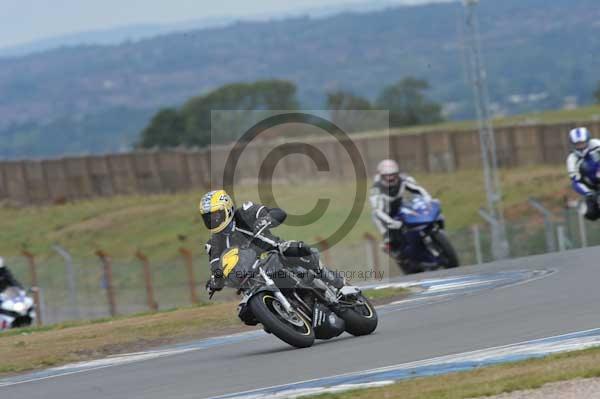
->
[363, 287, 410, 303]
[354, 104, 600, 138]
[312, 347, 600, 399]
[0, 165, 570, 262]
[0, 302, 245, 375]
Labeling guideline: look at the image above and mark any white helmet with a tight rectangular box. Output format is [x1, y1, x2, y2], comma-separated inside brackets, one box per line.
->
[569, 127, 591, 157]
[377, 159, 400, 187]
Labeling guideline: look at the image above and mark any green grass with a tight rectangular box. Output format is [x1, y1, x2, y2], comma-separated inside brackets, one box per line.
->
[0, 301, 246, 375]
[363, 287, 410, 301]
[0, 303, 210, 338]
[311, 346, 600, 399]
[0, 165, 571, 263]
[349, 104, 600, 139]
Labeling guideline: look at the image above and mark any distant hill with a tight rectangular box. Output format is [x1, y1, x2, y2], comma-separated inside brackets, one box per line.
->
[0, 1, 451, 58]
[0, 107, 155, 160]
[0, 17, 242, 59]
[1, 0, 599, 158]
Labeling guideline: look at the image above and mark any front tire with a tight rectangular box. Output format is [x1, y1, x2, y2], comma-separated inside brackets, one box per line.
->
[338, 295, 378, 336]
[432, 230, 460, 268]
[249, 292, 315, 348]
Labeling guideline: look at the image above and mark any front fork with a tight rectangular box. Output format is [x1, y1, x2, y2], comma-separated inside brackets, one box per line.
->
[258, 265, 341, 314]
[258, 267, 295, 314]
[421, 226, 441, 257]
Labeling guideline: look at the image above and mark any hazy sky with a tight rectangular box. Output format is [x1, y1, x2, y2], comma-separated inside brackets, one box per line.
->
[0, 0, 451, 49]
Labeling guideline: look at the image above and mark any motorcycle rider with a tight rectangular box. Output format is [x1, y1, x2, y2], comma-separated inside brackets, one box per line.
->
[567, 127, 600, 221]
[0, 257, 23, 293]
[370, 159, 431, 257]
[199, 190, 345, 295]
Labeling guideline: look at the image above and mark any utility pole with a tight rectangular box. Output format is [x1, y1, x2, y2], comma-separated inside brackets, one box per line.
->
[463, 0, 509, 260]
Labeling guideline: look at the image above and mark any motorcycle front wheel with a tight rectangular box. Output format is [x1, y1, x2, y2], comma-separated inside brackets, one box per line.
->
[431, 230, 460, 268]
[397, 259, 424, 274]
[249, 292, 315, 348]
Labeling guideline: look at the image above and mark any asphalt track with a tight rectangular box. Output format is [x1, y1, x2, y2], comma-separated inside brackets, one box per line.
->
[2, 246, 600, 398]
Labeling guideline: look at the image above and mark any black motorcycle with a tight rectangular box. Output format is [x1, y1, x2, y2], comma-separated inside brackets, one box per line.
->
[214, 246, 378, 348]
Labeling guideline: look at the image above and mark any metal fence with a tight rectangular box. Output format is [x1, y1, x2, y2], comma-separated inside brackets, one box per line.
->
[6, 248, 242, 325]
[6, 205, 600, 326]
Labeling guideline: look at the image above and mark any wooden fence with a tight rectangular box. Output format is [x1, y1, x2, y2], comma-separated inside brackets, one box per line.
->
[0, 120, 596, 205]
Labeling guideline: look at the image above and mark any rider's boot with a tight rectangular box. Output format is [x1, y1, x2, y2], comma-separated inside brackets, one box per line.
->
[381, 231, 402, 259]
[585, 194, 600, 221]
[319, 267, 344, 290]
[319, 266, 362, 298]
[302, 248, 359, 297]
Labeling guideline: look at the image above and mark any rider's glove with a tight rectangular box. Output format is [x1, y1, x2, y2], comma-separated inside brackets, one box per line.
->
[253, 215, 272, 233]
[278, 240, 292, 255]
[205, 275, 223, 294]
[388, 220, 403, 230]
[278, 240, 311, 257]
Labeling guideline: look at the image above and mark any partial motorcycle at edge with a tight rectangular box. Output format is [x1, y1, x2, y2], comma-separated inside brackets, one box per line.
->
[0, 287, 36, 331]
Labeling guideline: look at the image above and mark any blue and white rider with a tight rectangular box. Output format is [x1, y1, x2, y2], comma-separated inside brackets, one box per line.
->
[567, 127, 600, 221]
[369, 159, 431, 255]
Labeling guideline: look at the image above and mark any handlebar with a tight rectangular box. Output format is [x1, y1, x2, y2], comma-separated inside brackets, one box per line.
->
[241, 221, 272, 250]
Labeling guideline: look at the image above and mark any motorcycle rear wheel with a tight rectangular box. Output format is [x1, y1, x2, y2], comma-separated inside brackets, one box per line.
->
[338, 295, 378, 336]
[249, 292, 315, 348]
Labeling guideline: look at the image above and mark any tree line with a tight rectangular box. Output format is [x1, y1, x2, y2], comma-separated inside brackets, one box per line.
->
[138, 78, 443, 149]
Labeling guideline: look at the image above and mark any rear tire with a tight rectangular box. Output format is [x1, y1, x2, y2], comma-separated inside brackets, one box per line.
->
[249, 292, 315, 348]
[432, 230, 460, 268]
[339, 295, 378, 336]
[398, 259, 424, 274]
[12, 316, 33, 328]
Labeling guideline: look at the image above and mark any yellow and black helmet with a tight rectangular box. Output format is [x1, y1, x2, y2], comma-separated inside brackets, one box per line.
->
[199, 190, 235, 233]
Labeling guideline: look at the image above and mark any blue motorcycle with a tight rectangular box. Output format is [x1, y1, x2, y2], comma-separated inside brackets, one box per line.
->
[578, 150, 600, 216]
[391, 197, 460, 274]
[580, 150, 600, 189]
